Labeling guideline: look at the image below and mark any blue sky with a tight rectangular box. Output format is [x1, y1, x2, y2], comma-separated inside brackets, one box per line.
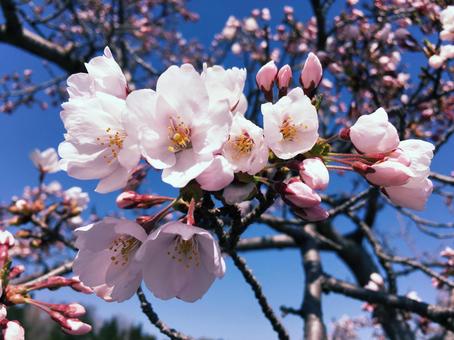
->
[0, 1, 453, 339]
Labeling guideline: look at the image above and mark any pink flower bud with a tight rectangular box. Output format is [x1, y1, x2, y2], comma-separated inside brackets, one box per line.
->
[294, 205, 329, 221]
[277, 64, 292, 96]
[51, 303, 86, 318]
[70, 277, 94, 294]
[365, 160, 414, 187]
[299, 158, 329, 191]
[116, 191, 172, 209]
[3, 321, 24, 340]
[300, 52, 323, 97]
[256, 60, 278, 101]
[61, 319, 92, 335]
[278, 178, 321, 208]
[8, 266, 25, 280]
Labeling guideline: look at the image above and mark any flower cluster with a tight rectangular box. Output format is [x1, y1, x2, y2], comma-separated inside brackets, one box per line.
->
[57, 48, 435, 304]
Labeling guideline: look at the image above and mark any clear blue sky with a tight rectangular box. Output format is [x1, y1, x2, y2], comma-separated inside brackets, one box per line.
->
[0, 1, 453, 339]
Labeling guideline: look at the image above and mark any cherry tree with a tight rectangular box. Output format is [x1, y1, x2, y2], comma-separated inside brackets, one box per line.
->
[0, 1, 453, 339]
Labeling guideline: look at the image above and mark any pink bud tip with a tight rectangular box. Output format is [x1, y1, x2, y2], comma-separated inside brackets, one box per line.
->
[116, 191, 137, 209]
[256, 60, 278, 100]
[300, 52, 323, 97]
[277, 64, 292, 96]
[62, 319, 92, 335]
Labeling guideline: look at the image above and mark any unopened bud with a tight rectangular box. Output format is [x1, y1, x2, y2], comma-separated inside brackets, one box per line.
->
[276, 177, 321, 208]
[116, 191, 172, 209]
[352, 161, 374, 175]
[51, 303, 86, 318]
[256, 60, 278, 102]
[277, 64, 292, 97]
[61, 318, 92, 335]
[300, 52, 323, 98]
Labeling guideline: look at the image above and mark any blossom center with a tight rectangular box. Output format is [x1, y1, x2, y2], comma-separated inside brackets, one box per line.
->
[280, 117, 298, 141]
[168, 117, 192, 153]
[96, 127, 126, 164]
[232, 131, 255, 155]
[109, 235, 140, 266]
[167, 236, 200, 269]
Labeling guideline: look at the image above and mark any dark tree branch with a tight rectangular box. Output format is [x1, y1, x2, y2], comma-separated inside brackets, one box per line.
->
[229, 251, 290, 340]
[136, 287, 193, 340]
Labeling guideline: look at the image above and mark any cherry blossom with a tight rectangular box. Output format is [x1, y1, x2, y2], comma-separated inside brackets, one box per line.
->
[278, 177, 321, 208]
[73, 217, 147, 302]
[300, 52, 322, 96]
[67, 47, 127, 100]
[298, 158, 329, 190]
[349, 107, 399, 154]
[137, 221, 225, 302]
[29, 148, 60, 173]
[196, 155, 234, 191]
[59, 91, 141, 193]
[440, 6, 454, 41]
[201, 64, 247, 114]
[256, 60, 278, 100]
[125, 64, 232, 188]
[262, 87, 319, 160]
[222, 114, 268, 175]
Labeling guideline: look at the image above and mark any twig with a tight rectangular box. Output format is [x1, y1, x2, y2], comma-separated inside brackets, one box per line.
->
[136, 287, 193, 340]
[229, 251, 290, 340]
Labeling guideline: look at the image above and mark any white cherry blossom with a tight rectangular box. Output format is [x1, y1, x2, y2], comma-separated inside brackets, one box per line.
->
[30, 148, 60, 173]
[349, 107, 399, 154]
[222, 114, 268, 175]
[137, 221, 225, 302]
[73, 217, 147, 302]
[67, 47, 128, 100]
[59, 92, 140, 193]
[262, 88, 319, 159]
[125, 64, 232, 188]
[201, 64, 247, 114]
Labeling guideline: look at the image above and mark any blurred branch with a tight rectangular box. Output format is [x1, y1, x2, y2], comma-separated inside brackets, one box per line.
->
[322, 276, 454, 331]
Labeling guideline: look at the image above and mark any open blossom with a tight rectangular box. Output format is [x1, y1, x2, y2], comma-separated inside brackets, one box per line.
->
[201, 64, 247, 114]
[429, 45, 454, 69]
[383, 140, 434, 210]
[262, 88, 319, 159]
[73, 217, 147, 302]
[196, 155, 234, 191]
[137, 221, 225, 302]
[349, 107, 399, 154]
[365, 159, 414, 187]
[67, 47, 127, 99]
[299, 158, 329, 190]
[222, 114, 268, 175]
[125, 64, 231, 188]
[30, 148, 60, 173]
[64, 187, 89, 210]
[59, 91, 141, 193]
[440, 6, 454, 41]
